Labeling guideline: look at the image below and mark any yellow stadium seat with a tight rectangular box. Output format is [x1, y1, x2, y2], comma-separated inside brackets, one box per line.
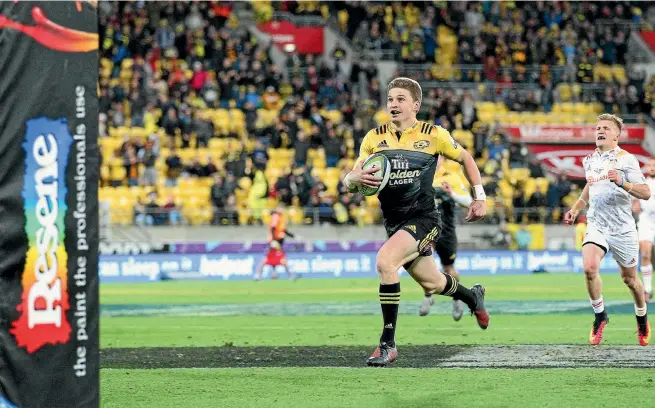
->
[506, 112, 522, 125]
[477, 110, 494, 124]
[238, 177, 252, 191]
[612, 65, 626, 82]
[534, 112, 549, 124]
[238, 208, 251, 225]
[287, 206, 305, 224]
[594, 64, 612, 82]
[520, 112, 536, 124]
[535, 177, 549, 194]
[558, 84, 572, 102]
[475, 102, 495, 112]
[523, 177, 537, 199]
[509, 168, 530, 182]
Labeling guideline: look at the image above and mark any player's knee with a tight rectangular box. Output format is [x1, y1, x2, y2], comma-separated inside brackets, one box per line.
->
[443, 264, 456, 276]
[621, 272, 638, 288]
[583, 264, 599, 279]
[641, 253, 652, 265]
[376, 252, 399, 279]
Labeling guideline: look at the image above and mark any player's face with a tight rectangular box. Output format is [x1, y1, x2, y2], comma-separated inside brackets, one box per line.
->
[595, 120, 620, 149]
[647, 159, 655, 177]
[387, 88, 419, 123]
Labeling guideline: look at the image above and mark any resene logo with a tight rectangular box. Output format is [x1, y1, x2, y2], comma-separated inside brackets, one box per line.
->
[10, 117, 73, 353]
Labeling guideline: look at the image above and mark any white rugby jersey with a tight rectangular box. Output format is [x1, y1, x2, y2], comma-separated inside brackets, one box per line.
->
[583, 147, 646, 235]
[638, 177, 655, 221]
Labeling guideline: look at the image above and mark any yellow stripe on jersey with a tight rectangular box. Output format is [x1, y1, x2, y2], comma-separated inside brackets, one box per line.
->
[356, 121, 464, 165]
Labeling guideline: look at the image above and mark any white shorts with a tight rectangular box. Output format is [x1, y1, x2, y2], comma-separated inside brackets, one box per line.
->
[583, 225, 638, 268]
[638, 218, 655, 243]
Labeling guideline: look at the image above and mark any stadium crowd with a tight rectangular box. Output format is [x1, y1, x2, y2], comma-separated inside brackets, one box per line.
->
[98, 1, 652, 233]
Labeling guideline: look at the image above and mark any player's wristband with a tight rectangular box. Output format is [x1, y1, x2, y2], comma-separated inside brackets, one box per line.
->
[344, 173, 357, 192]
[473, 184, 486, 201]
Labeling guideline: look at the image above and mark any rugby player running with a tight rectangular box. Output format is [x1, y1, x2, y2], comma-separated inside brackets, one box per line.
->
[343, 78, 490, 367]
[565, 114, 651, 346]
[419, 160, 473, 320]
[632, 157, 655, 302]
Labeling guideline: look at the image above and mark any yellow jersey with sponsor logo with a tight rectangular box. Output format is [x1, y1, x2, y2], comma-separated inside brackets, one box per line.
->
[356, 121, 463, 228]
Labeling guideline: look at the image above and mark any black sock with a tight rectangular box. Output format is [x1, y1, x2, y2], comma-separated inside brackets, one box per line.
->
[379, 283, 400, 346]
[439, 274, 477, 310]
[637, 313, 647, 326]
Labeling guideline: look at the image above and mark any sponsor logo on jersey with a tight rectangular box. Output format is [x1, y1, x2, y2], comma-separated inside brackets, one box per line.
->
[377, 140, 389, 148]
[413, 140, 430, 150]
[449, 135, 459, 149]
[587, 175, 610, 184]
[389, 154, 420, 186]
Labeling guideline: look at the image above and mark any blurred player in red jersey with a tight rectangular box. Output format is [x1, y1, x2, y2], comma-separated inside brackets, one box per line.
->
[253, 205, 297, 281]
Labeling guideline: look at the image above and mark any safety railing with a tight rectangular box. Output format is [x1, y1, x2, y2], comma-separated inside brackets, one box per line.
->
[102, 205, 577, 227]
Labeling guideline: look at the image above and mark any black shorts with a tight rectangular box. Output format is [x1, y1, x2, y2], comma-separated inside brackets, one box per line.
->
[385, 211, 442, 258]
[434, 229, 457, 266]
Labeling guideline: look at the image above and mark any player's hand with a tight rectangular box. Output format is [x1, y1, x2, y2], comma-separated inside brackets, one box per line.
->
[608, 169, 623, 186]
[441, 181, 453, 195]
[632, 200, 642, 214]
[345, 161, 382, 188]
[465, 200, 486, 222]
[563, 210, 578, 225]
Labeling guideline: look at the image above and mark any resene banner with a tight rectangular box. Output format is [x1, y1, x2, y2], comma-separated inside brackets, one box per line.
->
[528, 144, 652, 179]
[502, 124, 646, 144]
[99, 250, 620, 283]
[0, 2, 99, 407]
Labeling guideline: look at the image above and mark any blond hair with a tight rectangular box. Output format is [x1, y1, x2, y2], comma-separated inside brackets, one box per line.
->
[597, 113, 623, 132]
[387, 77, 422, 104]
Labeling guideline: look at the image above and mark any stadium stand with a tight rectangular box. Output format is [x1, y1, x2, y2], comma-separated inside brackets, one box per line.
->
[98, 1, 654, 234]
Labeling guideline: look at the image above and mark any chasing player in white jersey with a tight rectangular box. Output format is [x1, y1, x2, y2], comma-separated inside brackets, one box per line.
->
[633, 157, 655, 302]
[565, 114, 651, 346]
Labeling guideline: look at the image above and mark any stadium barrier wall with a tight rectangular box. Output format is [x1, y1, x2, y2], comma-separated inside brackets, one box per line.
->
[99, 250, 620, 283]
[106, 225, 576, 249]
[0, 3, 100, 407]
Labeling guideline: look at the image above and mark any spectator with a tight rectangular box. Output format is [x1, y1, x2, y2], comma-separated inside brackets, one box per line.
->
[251, 140, 269, 171]
[162, 195, 183, 225]
[185, 157, 206, 177]
[294, 131, 311, 168]
[248, 170, 269, 224]
[165, 148, 183, 187]
[526, 190, 547, 222]
[140, 137, 159, 186]
[492, 223, 512, 249]
[323, 128, 344, 168]
[193, 111, 214, 148]
[512, 187, 526, 223]
[123, 143, 139, 187]
[133, 197, 153, 226]
[515, 226, 532, 250]
[262, 86, 281, 110]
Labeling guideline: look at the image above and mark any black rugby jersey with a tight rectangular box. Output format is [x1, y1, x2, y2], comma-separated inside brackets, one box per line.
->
[356, 121, 464, 229]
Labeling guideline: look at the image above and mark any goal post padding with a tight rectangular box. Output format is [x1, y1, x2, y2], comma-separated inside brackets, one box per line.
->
[0, 2, 99, 407]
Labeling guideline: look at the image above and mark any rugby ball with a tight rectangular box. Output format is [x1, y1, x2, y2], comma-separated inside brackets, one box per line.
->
[358, 153, 391, 196]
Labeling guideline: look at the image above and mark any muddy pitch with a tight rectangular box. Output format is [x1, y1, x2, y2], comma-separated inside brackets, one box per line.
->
[101, 345, 655, 369]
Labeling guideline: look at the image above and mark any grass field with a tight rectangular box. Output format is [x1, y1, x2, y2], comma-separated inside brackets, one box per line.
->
[100, 274, 655, 407]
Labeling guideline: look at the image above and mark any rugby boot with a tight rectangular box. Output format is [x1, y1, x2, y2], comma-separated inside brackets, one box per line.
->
[589, 312, 609, 345]
[638, 320, 651, 347]
[452, 299, 464, 321]
[366, 342, 398, 367]
[470, 284, 489, 329]
[418, 295, 434, 316]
